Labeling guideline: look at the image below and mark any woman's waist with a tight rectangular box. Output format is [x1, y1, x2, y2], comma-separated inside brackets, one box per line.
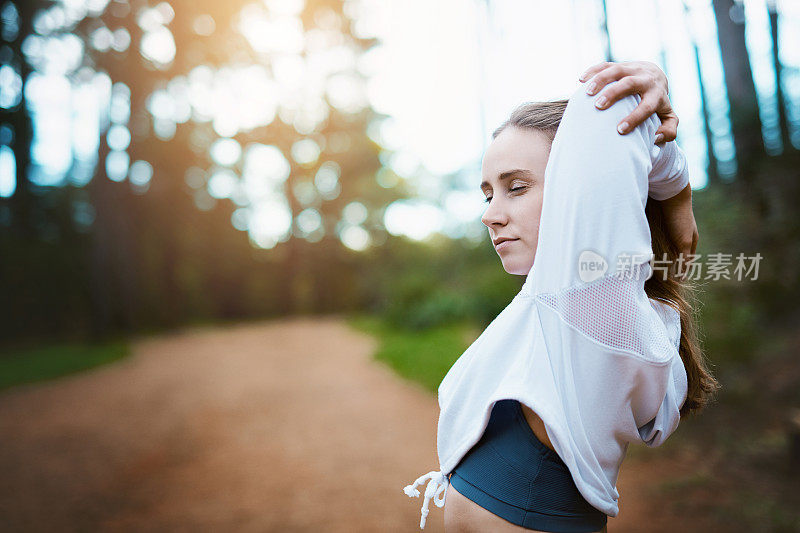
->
[518, 401, 558, 454]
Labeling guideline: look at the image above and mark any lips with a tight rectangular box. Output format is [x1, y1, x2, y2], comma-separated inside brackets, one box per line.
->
[494, 238, 518, 250]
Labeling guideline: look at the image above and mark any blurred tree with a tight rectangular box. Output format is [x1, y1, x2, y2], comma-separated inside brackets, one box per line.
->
[694, 0, 800, 360]
[0, 0, 95, 343]
[1, 2, 35, 240]
[680, 0, 719, 186]
[767, 0, 791, 150]
[712, 0, 764, 197]
[0, 0, 408, 344]
[600, 0, 613, 63]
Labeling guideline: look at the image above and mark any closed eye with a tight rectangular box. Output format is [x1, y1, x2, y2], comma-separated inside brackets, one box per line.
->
[484, 186, 526, 203]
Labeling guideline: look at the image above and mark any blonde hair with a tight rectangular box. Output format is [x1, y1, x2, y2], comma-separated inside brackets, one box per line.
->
[495, 100, 720, 417]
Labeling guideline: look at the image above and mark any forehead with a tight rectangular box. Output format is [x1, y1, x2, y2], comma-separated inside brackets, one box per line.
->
[481, 127, 551, 184]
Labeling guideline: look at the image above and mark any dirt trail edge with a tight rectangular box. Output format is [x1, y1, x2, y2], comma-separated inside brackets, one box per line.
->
[0, 316, 699, 532]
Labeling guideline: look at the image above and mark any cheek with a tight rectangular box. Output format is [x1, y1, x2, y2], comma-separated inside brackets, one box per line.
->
[514, 191, 544, 241]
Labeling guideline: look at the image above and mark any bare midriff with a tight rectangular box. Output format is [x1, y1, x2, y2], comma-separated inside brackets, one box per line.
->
[518, 402, 557, 453]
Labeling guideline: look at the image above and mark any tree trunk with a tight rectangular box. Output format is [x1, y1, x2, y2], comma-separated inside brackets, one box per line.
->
[712, 0, 766, 211]
[5, 1, 37, 241]
[767, 0, 792, 152]
[600, 0, 614, 62]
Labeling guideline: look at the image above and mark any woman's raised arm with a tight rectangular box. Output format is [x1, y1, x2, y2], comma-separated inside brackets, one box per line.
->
[579, 60, 679, 145]
[523, 81, 689, 444]
[526, 80, 689, 296]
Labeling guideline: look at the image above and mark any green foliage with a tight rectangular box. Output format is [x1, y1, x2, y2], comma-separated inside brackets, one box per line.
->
[359, 234, 523, 331]
[347, 314, 479, 393]
[0, 339, 130, 392]
[385, 279, 473, 331]
[695, 285, 760, 365]
[691, 184, 773, 366]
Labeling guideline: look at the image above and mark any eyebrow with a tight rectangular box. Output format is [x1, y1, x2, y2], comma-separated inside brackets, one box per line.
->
[480, 169, 534, 190]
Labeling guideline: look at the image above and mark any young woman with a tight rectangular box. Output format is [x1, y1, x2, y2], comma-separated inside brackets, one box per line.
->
[403, 61, 720, 532]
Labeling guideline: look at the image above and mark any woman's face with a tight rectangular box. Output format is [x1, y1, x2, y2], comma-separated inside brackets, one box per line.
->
[480, 126, 551, 275]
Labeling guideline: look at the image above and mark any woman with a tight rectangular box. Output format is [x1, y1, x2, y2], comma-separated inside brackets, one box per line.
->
[403, 61, 720, 532]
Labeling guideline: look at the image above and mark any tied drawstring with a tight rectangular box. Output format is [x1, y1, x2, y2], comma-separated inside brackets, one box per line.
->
[402, 470, 449, 529]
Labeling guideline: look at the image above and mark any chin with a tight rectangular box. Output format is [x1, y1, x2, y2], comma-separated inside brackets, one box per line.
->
[500, 256, 534, 276]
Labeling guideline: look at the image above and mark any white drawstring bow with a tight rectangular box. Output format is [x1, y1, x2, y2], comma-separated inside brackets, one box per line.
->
[402, 470, 449, 529]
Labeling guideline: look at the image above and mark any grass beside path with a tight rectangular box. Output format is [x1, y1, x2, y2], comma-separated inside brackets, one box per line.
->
[0, 314, 479, 397]
[0, 339, 130, 392]
[347, 314, 481, 393]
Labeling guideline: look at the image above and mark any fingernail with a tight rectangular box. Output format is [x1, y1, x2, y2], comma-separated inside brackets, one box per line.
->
[655, 133, 664, 143]
[595, 95, 607, 109]
[586, 81, 596, 95]
[617, 122, 629, 134]
[579, 71, 588, 81]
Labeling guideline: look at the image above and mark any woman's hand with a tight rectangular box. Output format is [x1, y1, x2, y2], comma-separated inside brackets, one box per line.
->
[578, 61, 678, 145]
[580, 61, 695, 267]
[658, 183, 699, 278]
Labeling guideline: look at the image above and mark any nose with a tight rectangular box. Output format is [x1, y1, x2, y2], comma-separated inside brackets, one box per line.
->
[481, 196, 508, 228]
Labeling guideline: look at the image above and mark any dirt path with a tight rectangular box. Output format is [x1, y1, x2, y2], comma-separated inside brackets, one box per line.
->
[0, 316, 705, 532]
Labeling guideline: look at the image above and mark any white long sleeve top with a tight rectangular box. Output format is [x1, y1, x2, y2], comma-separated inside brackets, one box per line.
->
[403, 81, 690, 530]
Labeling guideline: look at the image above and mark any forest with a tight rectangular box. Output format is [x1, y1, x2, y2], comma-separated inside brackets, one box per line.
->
[0, 0, 798, 530]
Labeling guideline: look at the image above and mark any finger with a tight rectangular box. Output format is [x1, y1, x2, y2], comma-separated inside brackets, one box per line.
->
[593, 75, 649, 109]
[617, 92, 660, 134]
[655, 113, 678, 143]
[585, 63, 632, 95]
[579, 61, 612, 82]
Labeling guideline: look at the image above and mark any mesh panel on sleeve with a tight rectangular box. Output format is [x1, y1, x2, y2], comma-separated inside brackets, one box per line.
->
[535, 262, 675, 364]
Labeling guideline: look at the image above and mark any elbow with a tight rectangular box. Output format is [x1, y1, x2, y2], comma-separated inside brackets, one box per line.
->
[568, 81, 641, 131]
[565, 81, 658, 147]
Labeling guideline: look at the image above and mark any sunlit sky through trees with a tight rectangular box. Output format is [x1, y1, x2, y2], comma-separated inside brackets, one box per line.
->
[2, 0, 800, 247]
